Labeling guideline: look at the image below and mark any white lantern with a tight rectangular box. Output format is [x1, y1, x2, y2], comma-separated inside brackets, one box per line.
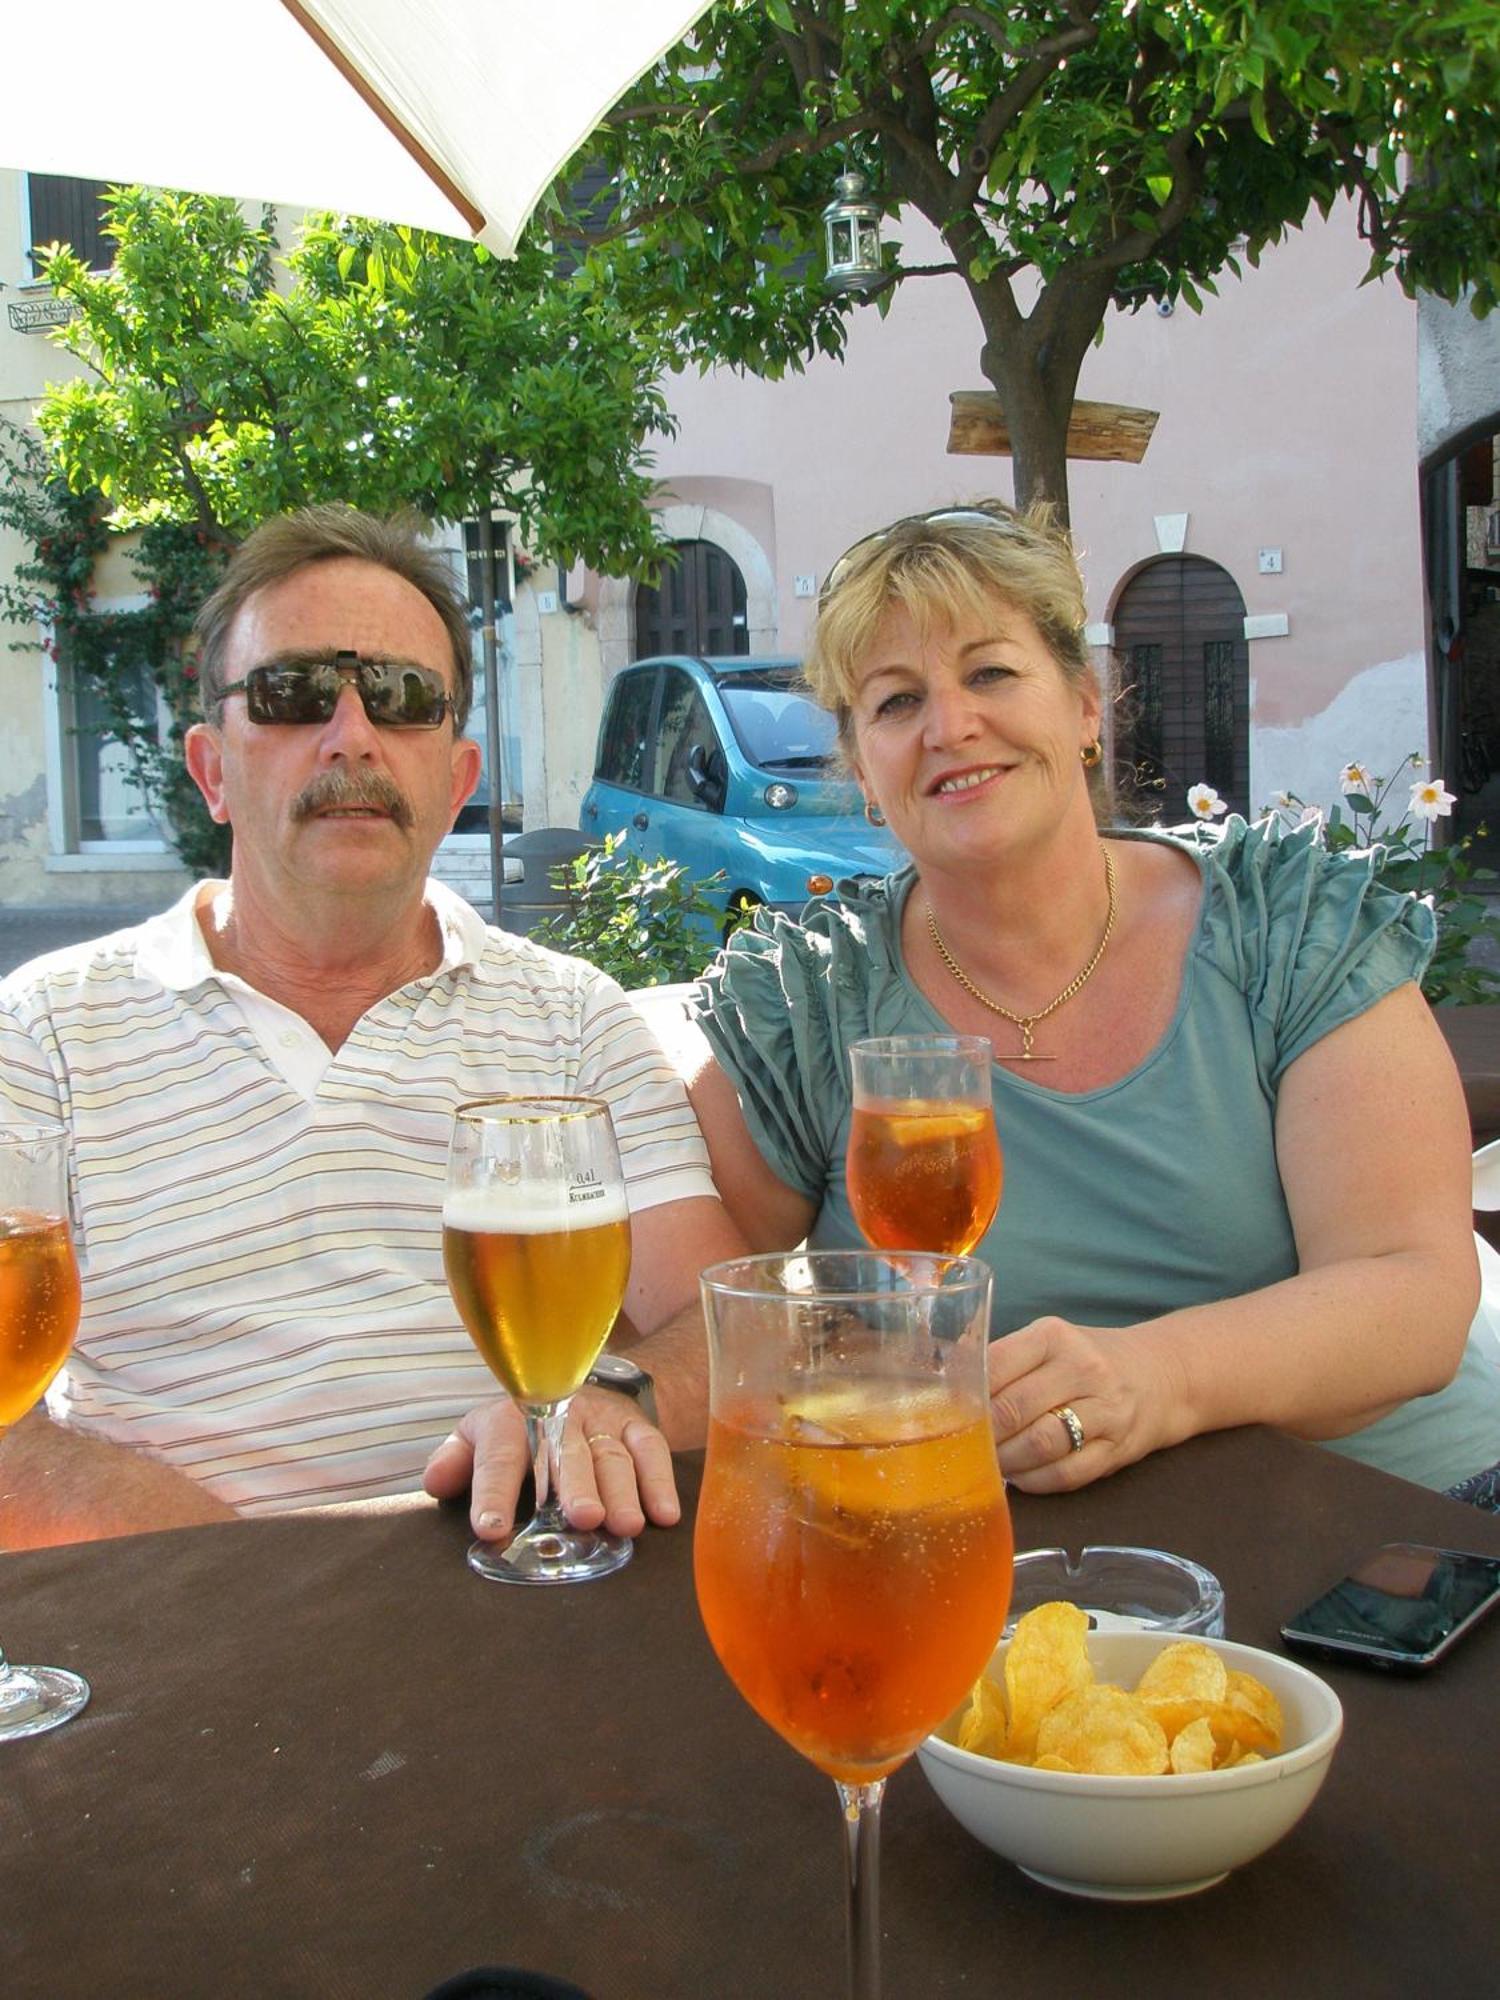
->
[821, 169, 883, 294]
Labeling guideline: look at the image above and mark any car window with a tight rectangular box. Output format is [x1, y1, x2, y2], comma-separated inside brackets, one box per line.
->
[657, 667, 723, 811]
[596, 668, 658, 792]
[718, 677, 838, 769]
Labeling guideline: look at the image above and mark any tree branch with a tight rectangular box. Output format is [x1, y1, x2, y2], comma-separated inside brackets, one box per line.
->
[955, 22, 1101, 208]
[1073, 127, 1207, 279]
[914, 2, 1099, 61]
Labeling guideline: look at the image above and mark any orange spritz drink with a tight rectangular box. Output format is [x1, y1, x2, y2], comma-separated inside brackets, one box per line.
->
[846, 1037, 1000, 1255]
[846, 1100, 1001, 1256]
[1, 1123, 90, 1740]
[696, 1382, 1012, 1783]
[696, 1251, 1010, 2000]
[0, 1208, 80, 1429]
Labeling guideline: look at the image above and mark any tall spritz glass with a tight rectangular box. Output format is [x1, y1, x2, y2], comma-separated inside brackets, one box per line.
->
[695, 1251, 1013, 1999]
[1, 1122, 89, 1740]
[846, 1036, 1001, 1255]
[443, 1096, 632, 1585]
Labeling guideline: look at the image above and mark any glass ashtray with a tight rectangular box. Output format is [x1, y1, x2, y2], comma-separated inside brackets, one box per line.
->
[1006, 1546, 1226, 1637]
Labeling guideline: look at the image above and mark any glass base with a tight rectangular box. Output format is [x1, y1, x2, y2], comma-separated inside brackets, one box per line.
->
[0, 1664, 90, 1742]
[467, 1523, 633, 1586]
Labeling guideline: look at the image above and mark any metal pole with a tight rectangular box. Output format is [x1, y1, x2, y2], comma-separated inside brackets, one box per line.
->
[477, 508, 504, 924]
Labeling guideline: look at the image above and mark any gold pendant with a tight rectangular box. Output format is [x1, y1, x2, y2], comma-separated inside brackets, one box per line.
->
[997, 1050, 1056, 1063]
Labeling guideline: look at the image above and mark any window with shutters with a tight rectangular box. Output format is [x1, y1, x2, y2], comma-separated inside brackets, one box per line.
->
[46, 618, 170, 851]
[25, 174, 113, 276]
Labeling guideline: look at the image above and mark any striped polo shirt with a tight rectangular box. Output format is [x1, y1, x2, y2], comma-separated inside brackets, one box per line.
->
[0, 882, 715, 1511]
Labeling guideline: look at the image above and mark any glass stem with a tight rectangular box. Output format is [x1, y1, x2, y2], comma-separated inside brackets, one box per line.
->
[524, 1398, 571, 1533]
[835, 1778, 886, 2000]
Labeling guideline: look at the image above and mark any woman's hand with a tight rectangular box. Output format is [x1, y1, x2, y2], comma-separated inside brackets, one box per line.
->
[985, 1316, 1187, 1493]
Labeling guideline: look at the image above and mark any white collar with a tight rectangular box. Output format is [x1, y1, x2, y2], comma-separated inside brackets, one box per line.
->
[135, 878, 489, 993]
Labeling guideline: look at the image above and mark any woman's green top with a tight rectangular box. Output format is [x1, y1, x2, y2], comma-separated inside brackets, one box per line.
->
[694, 817, 1500, 1492]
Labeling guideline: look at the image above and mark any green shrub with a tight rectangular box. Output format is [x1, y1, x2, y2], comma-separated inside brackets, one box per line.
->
[532, 834, 742, 988]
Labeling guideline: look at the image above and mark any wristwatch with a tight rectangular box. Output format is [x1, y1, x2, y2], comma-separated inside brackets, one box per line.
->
[585, 1352, 659, 1427]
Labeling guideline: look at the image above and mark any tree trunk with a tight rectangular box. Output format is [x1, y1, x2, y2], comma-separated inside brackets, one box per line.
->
[965, 269, 1118, 526]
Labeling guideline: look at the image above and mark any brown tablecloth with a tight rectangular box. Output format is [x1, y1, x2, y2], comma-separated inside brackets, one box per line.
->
[3, 1428, 1498, 2000]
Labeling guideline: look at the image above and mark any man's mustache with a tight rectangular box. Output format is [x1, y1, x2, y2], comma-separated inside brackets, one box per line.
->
[291, 768, 416, 830]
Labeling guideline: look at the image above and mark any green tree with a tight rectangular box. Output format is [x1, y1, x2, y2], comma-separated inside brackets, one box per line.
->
[37, 187, 676, 566]
[6, 186, 680, 868]
[566, 0, 1500, 519]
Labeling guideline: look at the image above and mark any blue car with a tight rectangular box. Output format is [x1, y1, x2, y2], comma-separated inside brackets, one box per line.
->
[581, 655, 903, 934]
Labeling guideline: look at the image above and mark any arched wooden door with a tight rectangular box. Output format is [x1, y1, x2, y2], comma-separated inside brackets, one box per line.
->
[1113, 556, 1250, 819]
[635, 540, 748, 656]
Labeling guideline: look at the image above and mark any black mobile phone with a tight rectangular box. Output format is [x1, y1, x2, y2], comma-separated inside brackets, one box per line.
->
[1279, 1542, 1500, 1672]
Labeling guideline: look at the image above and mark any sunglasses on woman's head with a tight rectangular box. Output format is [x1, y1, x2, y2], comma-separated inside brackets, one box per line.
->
[218, 652, 454, 729]
[819, 506, 1021, 607]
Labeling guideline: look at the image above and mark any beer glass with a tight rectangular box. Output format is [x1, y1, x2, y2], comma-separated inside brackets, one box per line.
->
[0, 1122, 90, 1740]
[696, 1252, 1012, 2000]
[443, 1096, 633, 1585]
[846, 1036, 1001, 1254]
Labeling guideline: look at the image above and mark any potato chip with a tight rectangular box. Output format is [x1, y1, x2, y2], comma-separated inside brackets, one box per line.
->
[1209, 1669, 1284, 1759]
[1003, 1602, 1093, 1762]
[956, 1672, 1008, 1759]
[1036, 1685, 1170, 1776]
[1134, 1640, 1229, 1742]
[1168, 1716, 1217, 1774]
[952, 1603, 1289, 1779]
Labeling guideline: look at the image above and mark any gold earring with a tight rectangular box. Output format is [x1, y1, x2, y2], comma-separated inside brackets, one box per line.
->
[1081, 740, 1102, 769]
[864, 798, 887, 828]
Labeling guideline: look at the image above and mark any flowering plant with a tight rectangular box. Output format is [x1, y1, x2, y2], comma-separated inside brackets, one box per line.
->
[1184, 756, 1500, 1006]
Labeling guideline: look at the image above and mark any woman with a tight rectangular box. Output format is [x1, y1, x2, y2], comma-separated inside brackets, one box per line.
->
[691, 503, 1500, 1500]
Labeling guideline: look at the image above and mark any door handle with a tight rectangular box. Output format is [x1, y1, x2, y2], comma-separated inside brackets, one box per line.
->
[632, 812, 650, 831]
[584, 803, 598, 820]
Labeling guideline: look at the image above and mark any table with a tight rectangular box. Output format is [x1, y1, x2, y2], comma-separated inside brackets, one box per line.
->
[3, 1428, 1498, 2000]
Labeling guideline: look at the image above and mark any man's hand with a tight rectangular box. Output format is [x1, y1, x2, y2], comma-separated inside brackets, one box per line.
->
[422, 1387, 681, 1543]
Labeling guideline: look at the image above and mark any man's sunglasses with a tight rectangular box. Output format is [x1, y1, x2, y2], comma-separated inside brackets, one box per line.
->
[218, 652, 454, 729]
[820, 506, 1020, 607]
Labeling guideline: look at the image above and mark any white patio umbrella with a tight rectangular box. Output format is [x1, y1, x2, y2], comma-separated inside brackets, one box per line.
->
[5, 0, 712, 917]
[3, 0, 708, 258]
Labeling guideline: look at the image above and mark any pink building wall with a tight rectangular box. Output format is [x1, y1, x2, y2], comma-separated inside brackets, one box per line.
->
[645, 195, 1428, 819]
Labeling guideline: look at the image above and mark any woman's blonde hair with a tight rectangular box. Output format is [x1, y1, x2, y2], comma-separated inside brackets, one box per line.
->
[806, 500, 1095, 738]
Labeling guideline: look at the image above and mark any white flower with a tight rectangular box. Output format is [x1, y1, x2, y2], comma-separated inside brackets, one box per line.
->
[1408, 778, 1456, 821]
[1297, 805, 1323, 829]
[1339, 762, 1373, 795]
[1273, 791, 1296, 810]
[1187, 783, 1227, 820]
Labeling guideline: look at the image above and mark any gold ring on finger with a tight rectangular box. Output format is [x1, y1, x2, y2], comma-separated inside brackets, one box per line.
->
[1051, 1404, 1086, 1453]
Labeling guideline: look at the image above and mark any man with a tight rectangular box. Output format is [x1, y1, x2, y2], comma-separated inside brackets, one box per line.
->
[0, 505, 743, 1549]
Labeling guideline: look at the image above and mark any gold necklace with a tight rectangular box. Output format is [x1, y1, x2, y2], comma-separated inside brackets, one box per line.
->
[926, 847, 1117, 1063]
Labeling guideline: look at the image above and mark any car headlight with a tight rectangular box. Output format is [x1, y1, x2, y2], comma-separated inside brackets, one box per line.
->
[763, 782, 798, 810]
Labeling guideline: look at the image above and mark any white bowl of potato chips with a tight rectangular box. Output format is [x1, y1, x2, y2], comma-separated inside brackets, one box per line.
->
[918, 1604, 1343, 1901]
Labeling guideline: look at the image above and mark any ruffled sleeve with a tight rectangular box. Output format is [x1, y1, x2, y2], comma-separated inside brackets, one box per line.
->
[692, 876, 911, 1198]
[1192, 816, 1436, 1084]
